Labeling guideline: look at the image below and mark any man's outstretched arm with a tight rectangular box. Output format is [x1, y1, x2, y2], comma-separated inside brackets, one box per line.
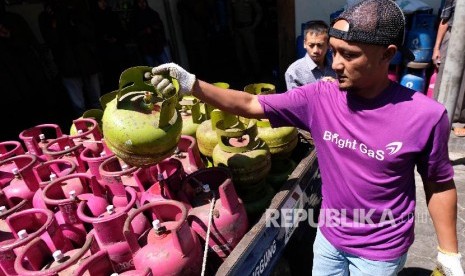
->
[192, 80, 265, 119]
[423, 178, 464, 275]
[151, 63, 266, 119]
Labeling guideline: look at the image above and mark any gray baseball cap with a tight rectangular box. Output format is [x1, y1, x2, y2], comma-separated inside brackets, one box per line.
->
[329, 0, 414, 61]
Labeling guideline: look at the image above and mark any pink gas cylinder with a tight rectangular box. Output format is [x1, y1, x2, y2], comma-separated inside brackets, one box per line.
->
[42, 136, 87, 173]
[0, 141, 24, 161]
[182, 167, 248, 268]
[32, 159, 79, 210]
[123, 200, 202, 275]
[74, 250, 152, 276]
[69, 118, 103, 153]
[135, 159, 186, 206]
[0, 154, 40, 204]
[41, 173, 107, 247]
[99, 156, 139, 206]
[18, 124, 63, 160]
[79, 144, 114, 183]
[170, 135, 204, 174]
[0, 208, 73, 275]
[426, 68, 438, 98]
[388, 65, 400, 82]
[0, 141, 25, 188]
[0, 195, 30, 246]
[14, 232, 99, 276]
[77, 187, 149, 273]
[100, 138, 114, 155]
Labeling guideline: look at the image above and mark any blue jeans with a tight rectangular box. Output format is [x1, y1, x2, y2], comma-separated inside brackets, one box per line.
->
[143, 46, 171, 67]
[62, 73, 101, 116]
[312, 229, 407, 276]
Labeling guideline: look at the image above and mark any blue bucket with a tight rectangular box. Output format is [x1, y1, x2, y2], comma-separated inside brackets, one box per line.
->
[406, 13, 436, 63]
[390, 50, 403, 65]
[400, 73, 426, 93]
[296, 35, 306, 58]
[330, 8, 344, 23]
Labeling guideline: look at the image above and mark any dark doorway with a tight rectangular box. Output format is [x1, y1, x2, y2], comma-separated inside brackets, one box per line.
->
[176, 0, 286, 91]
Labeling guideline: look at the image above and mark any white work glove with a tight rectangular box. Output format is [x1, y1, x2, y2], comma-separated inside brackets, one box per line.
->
[151, 63, 196, 97]
[437, 247, 465, 276]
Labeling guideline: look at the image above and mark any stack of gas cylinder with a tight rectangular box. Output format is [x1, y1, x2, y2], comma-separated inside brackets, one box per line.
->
[0, 66, 301, 275]
[395, 9, 437, 97]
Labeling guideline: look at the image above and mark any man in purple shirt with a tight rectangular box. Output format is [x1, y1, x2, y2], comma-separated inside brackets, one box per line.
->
[151, 0, 463, 274]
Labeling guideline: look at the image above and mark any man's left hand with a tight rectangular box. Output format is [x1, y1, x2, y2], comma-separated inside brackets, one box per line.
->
[437, 248, 465, 276]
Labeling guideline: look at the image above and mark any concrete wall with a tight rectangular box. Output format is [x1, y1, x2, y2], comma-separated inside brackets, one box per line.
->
[6, 2, 44, 42]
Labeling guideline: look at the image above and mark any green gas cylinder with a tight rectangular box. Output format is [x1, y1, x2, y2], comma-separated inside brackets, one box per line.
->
[212, 119, 271, 188]
[195, 82, 233, 166]
[101, 66, 182, 167]
[244, 83, 298, 160]
[69, 109, 104, 136]
[178, 96, 204, 138]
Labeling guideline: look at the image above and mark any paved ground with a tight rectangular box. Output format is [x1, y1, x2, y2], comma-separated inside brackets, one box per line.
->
[400, 131, 465, 275]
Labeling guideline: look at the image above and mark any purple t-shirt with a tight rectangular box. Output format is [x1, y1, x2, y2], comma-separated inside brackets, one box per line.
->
[258, 80, 454, 261]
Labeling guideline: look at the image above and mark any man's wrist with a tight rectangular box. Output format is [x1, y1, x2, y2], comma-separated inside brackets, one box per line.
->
[438, 246, 460, 256]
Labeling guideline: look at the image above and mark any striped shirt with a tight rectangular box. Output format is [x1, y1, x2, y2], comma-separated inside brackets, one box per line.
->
[440, 0, 455, 26]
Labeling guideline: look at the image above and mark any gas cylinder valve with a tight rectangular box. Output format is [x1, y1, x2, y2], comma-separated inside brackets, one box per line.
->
[106, 205, 115, 215]
[18, 229, 28, 240]
[152, 219, 166, 235]
[53, 250, 65, 263]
